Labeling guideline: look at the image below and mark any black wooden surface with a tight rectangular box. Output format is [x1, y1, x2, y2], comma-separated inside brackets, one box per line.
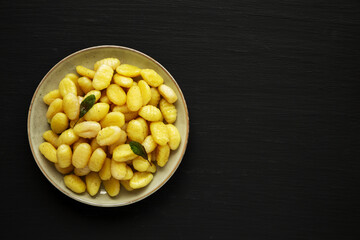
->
[1, 0, 360, 239]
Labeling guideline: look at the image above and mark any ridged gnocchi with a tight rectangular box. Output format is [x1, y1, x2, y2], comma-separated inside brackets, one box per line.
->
[39, 57, 181, 197]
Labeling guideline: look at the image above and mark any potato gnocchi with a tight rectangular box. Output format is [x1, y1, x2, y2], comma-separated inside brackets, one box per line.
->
[39, 57, 181, 197]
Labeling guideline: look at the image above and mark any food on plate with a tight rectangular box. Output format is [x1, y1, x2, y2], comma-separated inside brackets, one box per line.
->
[39, 57, 180, 197]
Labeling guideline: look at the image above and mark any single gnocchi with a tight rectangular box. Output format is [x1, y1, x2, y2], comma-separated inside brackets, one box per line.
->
[158, 84, 178, 103]
[138, 80, 151, 105]
[94, 58, 120, 71]
[126, 118, 148, 143]
[65, 73, 83, 96]
[129, 172, 153, 189]
[113, 74, 133, 88]
[56, 144, 72, 168]
[64, 174, 86, 193]
[84, 102, 109, 121]
[85, 172, 101, 196]
[106, 84, 126, 106]
[116, 64, 141, 77]
[42, 130, 59, 148]
[156, 144, 170, 167]
[99, 158, 112, 181]
[159, 99, 177, 124]
[63, 93, 80, 120]
[103, 177, 120, 197]
[57, 128, 79, 146]
[76, 65, 95, 79]
[59, 77, 77, 98]
[50, 112, 69, 134]
[73, 121, 101, 138]
[96, 126, 122, 146]
[78, 77, 94, 94]
[140, 69, 164, 87]
[138, 105, 162, 122]
[112, 144, 137, 162]
[100, 112, 125, 128]
[111, 160, 127, 180]
[43, 89, 61, 105]
[148, 87, 161, 106]
[39, 142, 57, 163]
[166, 124, 181, 150]
[150, 121, 169, 146]
[126, 85, 143, 112]
[72, 143, 92, 169]
[92, 64, 113, 90]
[88, 148, 107, 172]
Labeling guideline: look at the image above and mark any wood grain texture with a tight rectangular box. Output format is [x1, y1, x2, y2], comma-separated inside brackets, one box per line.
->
[1, 0, 360, 239]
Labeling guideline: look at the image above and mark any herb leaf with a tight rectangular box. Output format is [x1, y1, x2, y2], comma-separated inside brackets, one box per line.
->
[79, 94, 96, 119]
[129, 141, 149, 163]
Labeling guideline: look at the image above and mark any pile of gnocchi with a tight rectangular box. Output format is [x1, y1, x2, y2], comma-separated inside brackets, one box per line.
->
[39, 57, 181, 197]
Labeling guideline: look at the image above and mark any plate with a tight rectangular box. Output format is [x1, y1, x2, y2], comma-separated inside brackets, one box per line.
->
[27, 45, 189, 207]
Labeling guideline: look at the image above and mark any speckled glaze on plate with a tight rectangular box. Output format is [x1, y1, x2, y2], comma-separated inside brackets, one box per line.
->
[27, 45, 189, 207]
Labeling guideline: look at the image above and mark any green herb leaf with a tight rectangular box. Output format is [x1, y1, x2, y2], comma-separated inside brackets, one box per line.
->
[129, 141, 149, 163]
[79, 94, 96, 119]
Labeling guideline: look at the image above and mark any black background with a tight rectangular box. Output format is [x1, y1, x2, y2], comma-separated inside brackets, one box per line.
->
[1, 1, 360, 239]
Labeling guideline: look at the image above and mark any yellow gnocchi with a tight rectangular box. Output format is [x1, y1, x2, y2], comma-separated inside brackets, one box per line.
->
[55, 163, 74, 175]
[113, 74, 133, 88]
[85, 172, 101, 196]
[39, 142, 57, 163]
[103, 177, 120, 197]
[129, 172, 153, 189]
[64, 174, 86, 193]
[56, 144, 72, 168]
[156, 144, 170, 167]
[40, 57, 182, 197]
[59, 77, 77, 98]
[94, 57, 120, 71]
[113, 144, 138, 162]
[100, 112, 125, 128]
[96, 126, 122, 146]
[43, 89, 61, 105]
[106, 84, 126, 105]
[138, 105, 162, 122]
[50, 112, 69, 134]
[46, 98, 63, 122]
[166, 124, 181, 150]
[57, 128, 79, 146]
[148, 87, 161, 106]
[159, 99, 177, 124]
[150, 121, 169, 146]
[138, 80, 151, 105]
[84, 90, 101, 102]
[99, 158, 112, 181]
[158, 84, 178, 103]
[42, 130, 59, 148]
[126, 118, 148, 143]
[92, 64, 113, 90]
[72, 143, 92, 168]
[116, 64, 141, 77]
[77, 77, 94, 94]
[140, 69, 164, 87]
[84, 102, 109, 121]
[126, 85, 143, 112]
[73, 121, 101, 138]
[88, 148, 107, 172]
[76, 65, 95, 79]
[63, 93, 80, 120]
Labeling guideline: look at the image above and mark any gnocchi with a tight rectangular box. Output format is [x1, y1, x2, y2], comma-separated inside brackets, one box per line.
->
[39, 57, 181, 197]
